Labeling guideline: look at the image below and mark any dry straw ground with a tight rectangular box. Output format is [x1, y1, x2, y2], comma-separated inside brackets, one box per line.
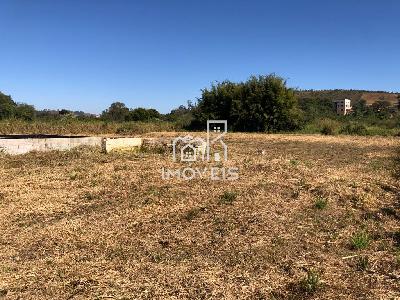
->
[0, 133, 399, 299]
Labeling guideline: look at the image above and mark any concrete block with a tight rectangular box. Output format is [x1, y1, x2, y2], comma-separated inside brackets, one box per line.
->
[102, 137, 142, 153]
[0, 136, 102, 155]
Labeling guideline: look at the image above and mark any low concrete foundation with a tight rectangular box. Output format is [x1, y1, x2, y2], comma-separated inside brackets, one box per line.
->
[0, 135, 103, 155]
[0, 135, 148, 155]
[102, 137, 143, 153]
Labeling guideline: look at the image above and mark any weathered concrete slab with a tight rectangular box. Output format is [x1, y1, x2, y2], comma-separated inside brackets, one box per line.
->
[0, 135, 102, 155]
[102, 137, 142, 153]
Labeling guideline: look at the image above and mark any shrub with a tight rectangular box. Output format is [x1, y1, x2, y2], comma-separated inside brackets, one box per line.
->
[351, 231, 370, 250]
[356, 256, 369, 271]
[219, 191, 237, 205]
[319, 119, 340, 135]
[301, 270, 320, 293]
[191, 74, 301, 132]
[314, 196, 328, 209]
[184, 207, 206, 221]
[340, 123, 368, 135]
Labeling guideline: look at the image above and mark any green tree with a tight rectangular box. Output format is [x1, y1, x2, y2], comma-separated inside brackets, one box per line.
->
[352, 99, 370, 117]
[15, 104, 36, 121]
[101, 102, 129, 121]
[126, 107, 161, 121]
[0, 92, 17, 119]
[191, 74, 301, 132]
[166, 103, 194, 128]
[371, 100, 391, 118]
[59, 109, 72, 115]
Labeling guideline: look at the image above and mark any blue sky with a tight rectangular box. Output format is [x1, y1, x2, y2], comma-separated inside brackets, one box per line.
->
[1, 0, 399, 114]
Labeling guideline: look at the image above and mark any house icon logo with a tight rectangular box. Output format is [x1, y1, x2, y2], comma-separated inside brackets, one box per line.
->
[181, 143, 196, 161]
[171, 120, 227, 163]
[163, 120, 238, 181]
[172, 135, 206, 162]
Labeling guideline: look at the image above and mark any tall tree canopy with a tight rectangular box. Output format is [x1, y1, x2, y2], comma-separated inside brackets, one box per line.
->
[102, 102, 161, 122]
[0, 92, 35, 120]
[101, 102, 130, 121]
[0, 92, 17, 119]
[191, 75, 302, 132]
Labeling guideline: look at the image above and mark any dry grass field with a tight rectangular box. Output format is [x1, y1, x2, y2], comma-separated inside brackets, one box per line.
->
[0, 133, 399, 299]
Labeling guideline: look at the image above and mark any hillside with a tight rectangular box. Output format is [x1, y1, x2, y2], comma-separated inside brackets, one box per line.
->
[296, 89, 399, 106]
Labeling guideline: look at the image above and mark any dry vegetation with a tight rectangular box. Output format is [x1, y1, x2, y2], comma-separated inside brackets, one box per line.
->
[0, 120, 177, 136]
[361, 93, 399, 106]
[0, 133, 399, 299]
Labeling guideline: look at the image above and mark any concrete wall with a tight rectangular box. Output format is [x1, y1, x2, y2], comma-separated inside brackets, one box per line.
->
[0, 137, 103, 155]
[102, 137, 143, 153]
[0, 136, 146, 155]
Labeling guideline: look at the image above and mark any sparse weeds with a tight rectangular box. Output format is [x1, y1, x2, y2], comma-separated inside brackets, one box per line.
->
[83, 191, 96, 201]
[394, 150, 400, 179]
[356, 256, 369, 271]
[139, 145, 167, 155]
[319, 119, 340, 135]
[369, 160, 384, 171]
[396, 249, 400, 265]
[113, 164, 129, 171]
[314, 196, 328, 209]
[351, 231, 371, 250]
[1, 133, 398, 298]
[219, 191, 237, 205]
[184, 207, 206, 221]
[301, 270, 320, 294]
[298, 178, 311, 190]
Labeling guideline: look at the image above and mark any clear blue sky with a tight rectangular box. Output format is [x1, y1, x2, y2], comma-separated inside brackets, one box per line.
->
[1, 0, 399, 114]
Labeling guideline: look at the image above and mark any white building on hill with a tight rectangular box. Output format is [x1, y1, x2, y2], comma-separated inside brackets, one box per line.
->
[334, 99, 352, 115]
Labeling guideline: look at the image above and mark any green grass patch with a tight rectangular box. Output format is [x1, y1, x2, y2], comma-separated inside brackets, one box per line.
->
[301, 270, 320, 294]
[314, 196, 328, 209]
[351, 231, 371, 250]
[219, 191, 237, 205]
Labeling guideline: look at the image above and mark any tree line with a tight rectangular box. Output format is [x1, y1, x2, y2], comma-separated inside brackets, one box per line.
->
[0, 93, 36, 121]
[1, 74, 399, 133]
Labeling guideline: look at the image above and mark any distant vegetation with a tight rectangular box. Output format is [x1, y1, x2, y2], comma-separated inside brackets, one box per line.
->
[1, 74, 399, 135]
[0, 92, 35, 121]
[296, 89, 400, 136]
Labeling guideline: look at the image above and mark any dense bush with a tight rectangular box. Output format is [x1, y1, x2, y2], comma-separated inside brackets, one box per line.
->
[340, 122, 368, 135]
[319, 119, 340, 135]
[165, 104, 194, 129]
[101, 102, 162, 122]
[0, 92, 35, 120]
[191, 75, 302, 132]
[126, 108, 161, 122]
[101, 102, 129, 121]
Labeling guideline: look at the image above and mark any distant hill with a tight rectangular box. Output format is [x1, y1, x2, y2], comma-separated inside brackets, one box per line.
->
[360, 92, 399, 106]
[296, 89, 399, 107]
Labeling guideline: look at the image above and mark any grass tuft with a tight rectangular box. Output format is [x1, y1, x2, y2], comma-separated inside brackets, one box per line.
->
[184, 207, 205, 221]
[351, 231, 371, 250]
[356, 256, 369, 271]
[219, 191, 237, 205]
[301, 270, 320, 294]
[314, 196, 328, 209]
